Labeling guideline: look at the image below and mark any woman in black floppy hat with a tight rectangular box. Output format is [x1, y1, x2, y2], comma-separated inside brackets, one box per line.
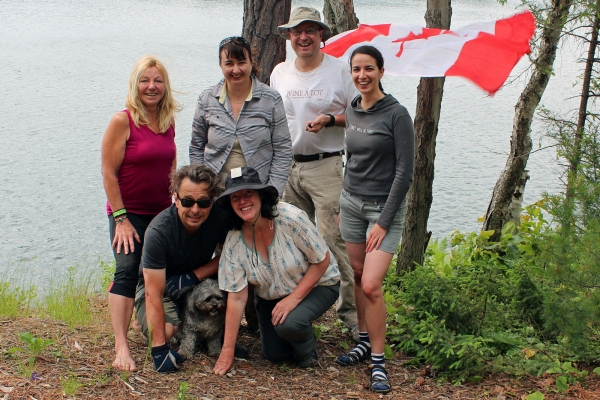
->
[212, 167, 340, 374]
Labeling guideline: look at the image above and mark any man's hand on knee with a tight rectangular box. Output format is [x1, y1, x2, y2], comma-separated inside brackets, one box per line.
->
[164, 273, 199, 300]
[151, 344, 184, 372]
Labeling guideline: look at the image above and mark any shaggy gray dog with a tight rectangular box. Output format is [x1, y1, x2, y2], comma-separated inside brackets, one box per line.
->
[176, 278, 226, 359]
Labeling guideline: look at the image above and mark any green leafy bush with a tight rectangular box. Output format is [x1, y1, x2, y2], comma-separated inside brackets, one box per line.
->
[384, 201, 600, 382]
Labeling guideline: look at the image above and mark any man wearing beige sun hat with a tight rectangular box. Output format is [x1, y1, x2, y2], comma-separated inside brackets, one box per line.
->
[270, 6, 359, 338]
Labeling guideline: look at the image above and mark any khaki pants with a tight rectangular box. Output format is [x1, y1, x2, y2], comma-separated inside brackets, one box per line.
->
[282, 156, 357, 329]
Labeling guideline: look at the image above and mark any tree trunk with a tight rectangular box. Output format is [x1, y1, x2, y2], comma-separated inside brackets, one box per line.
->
[569, 0, 599, 188]
[242, 0, 292, 84]
[323, 0, 359, 36]
[509, 170, 530, 223]
[396, 0, 451, 274]
[483, 0, 574, 240]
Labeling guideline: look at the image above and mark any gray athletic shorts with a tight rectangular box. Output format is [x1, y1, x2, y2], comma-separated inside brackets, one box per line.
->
[339, 189, 408, 254]
[134, 284, 181, 337]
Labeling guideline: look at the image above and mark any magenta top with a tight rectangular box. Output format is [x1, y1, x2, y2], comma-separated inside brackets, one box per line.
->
[106, 110, 176, 216]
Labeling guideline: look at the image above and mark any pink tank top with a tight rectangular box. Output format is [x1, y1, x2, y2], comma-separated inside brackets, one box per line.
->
[106, 110, 176, 215]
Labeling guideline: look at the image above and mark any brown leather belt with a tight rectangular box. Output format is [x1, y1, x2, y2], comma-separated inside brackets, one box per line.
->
[293, 150, 344, 163]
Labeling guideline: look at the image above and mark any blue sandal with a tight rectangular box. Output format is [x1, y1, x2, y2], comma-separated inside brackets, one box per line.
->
[370, 365, 392, 394]
[336, 342, 371, 366]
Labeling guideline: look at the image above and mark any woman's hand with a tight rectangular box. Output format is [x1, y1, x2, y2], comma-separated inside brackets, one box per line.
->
[213, 347, 235, 375]
[271, 295, 301, 326]
[112, 218, 141, 254]
[366, 223, 388, 253]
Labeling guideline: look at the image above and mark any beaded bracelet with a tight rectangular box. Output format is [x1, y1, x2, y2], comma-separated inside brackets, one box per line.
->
[112, 208, 127, 218]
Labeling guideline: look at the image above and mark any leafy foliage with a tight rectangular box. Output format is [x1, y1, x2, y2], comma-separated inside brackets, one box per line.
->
[384, 196, 600, 382]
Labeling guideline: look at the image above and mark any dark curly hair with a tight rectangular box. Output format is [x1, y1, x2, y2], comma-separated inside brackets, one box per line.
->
[220, 188, 279, 230]
[170, 164, 223, 199]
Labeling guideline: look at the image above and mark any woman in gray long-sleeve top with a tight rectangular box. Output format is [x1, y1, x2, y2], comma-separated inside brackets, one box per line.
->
[189, 36, 292, 197]
[335, 46, 415, 395]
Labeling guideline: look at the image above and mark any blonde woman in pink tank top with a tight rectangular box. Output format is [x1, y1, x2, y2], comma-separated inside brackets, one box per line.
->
[101, 55, 180, 372]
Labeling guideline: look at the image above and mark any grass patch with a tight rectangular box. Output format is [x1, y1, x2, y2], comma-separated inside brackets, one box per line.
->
[0, 265, 38, 318]
[42, 265, 95, 327]
[0, 281, 37, 318]
[61, 373, 84, 396]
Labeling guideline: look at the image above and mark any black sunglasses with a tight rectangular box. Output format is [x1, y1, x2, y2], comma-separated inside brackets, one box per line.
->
[219, 36, 250, 50]
[177, 195, 213, 209]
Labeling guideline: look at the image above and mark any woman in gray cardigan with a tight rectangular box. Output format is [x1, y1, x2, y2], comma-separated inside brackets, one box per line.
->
[335, 46, 415, 395]
[189, 36, 292, 197]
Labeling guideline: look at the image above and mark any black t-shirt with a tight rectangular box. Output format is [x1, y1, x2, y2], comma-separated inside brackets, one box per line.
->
[139, 204, 229, 281]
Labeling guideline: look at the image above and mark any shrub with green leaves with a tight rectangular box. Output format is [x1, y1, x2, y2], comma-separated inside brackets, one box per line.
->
[385, 191, 600, 383]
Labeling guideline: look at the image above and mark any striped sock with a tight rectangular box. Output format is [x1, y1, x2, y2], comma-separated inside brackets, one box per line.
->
[349, 331, 370, 358]
[337, 331, 371, 365]
[358, 331, 370, 346]
[371, 353, 386, 380]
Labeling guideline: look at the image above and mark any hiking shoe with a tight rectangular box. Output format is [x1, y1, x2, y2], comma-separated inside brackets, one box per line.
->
[370, 365, 392, 394]
[296, 351, 319, 368]
[234, 343, 249, 359]
[336, 342, 371, 366]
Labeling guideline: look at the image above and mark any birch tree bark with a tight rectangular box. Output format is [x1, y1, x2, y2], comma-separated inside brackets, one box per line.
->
[483, 0, 574, 240]
[242, 0, 292, 84]
[323, 0, 359, 36]
[396, 0, 452, 273]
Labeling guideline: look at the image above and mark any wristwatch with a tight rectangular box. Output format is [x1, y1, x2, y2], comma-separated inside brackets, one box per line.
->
[325, 114, 335, 128]
[115, 216, 128, 224]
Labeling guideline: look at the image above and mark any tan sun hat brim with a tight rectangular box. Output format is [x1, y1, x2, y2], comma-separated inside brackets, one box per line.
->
[277, 6, 332, 41]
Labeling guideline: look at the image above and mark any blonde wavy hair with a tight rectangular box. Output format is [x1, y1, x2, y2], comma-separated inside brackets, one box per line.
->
[125, 55, 181, 133]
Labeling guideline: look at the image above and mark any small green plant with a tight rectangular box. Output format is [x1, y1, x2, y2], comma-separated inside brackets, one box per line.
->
[18, 332, 54, 357]
[545, 361, 588, 392]
[8, 332, 54, 378]
[177, 381, 191, 400]
[313, 325, 323, 340]
[384, 344, 394, 360]
[526, 392, 545, 400]
[43, 265, 93, 327]
[120, 370, 131, 382]
[339, 341, 349, 351]
[99, 260, 116, 292]
[279, 363, 292, 372]
[92, 373, 112, 387]
[61, 374, 83, 397]
[347, 371, 357, 385]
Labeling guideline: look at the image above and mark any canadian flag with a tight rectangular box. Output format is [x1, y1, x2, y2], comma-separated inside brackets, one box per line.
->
[322, 11, 535, 94]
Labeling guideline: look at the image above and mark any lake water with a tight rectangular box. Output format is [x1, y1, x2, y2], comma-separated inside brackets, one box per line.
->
[0, 0, 579, 282]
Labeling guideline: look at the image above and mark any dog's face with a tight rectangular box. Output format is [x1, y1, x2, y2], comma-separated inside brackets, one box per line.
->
[189, 279, 226, 317]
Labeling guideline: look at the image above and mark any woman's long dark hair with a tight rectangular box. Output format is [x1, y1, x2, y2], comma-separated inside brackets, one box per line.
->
[221, 189, 279, 230]
[349, 45, 385, 93]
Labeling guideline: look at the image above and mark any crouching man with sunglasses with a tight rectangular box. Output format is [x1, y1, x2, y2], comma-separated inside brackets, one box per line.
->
[134, 164, 229, 372]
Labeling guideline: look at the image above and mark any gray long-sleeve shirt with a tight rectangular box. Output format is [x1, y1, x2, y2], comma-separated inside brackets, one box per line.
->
[344, 94, 415, 229]
[189, 76, 292, 197]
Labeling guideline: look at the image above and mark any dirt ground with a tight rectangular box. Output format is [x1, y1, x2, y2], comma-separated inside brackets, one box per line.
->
[1, 297, 599, 400]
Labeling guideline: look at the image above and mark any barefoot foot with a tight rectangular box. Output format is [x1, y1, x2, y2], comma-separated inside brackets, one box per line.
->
[113, 348, 137, 372]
